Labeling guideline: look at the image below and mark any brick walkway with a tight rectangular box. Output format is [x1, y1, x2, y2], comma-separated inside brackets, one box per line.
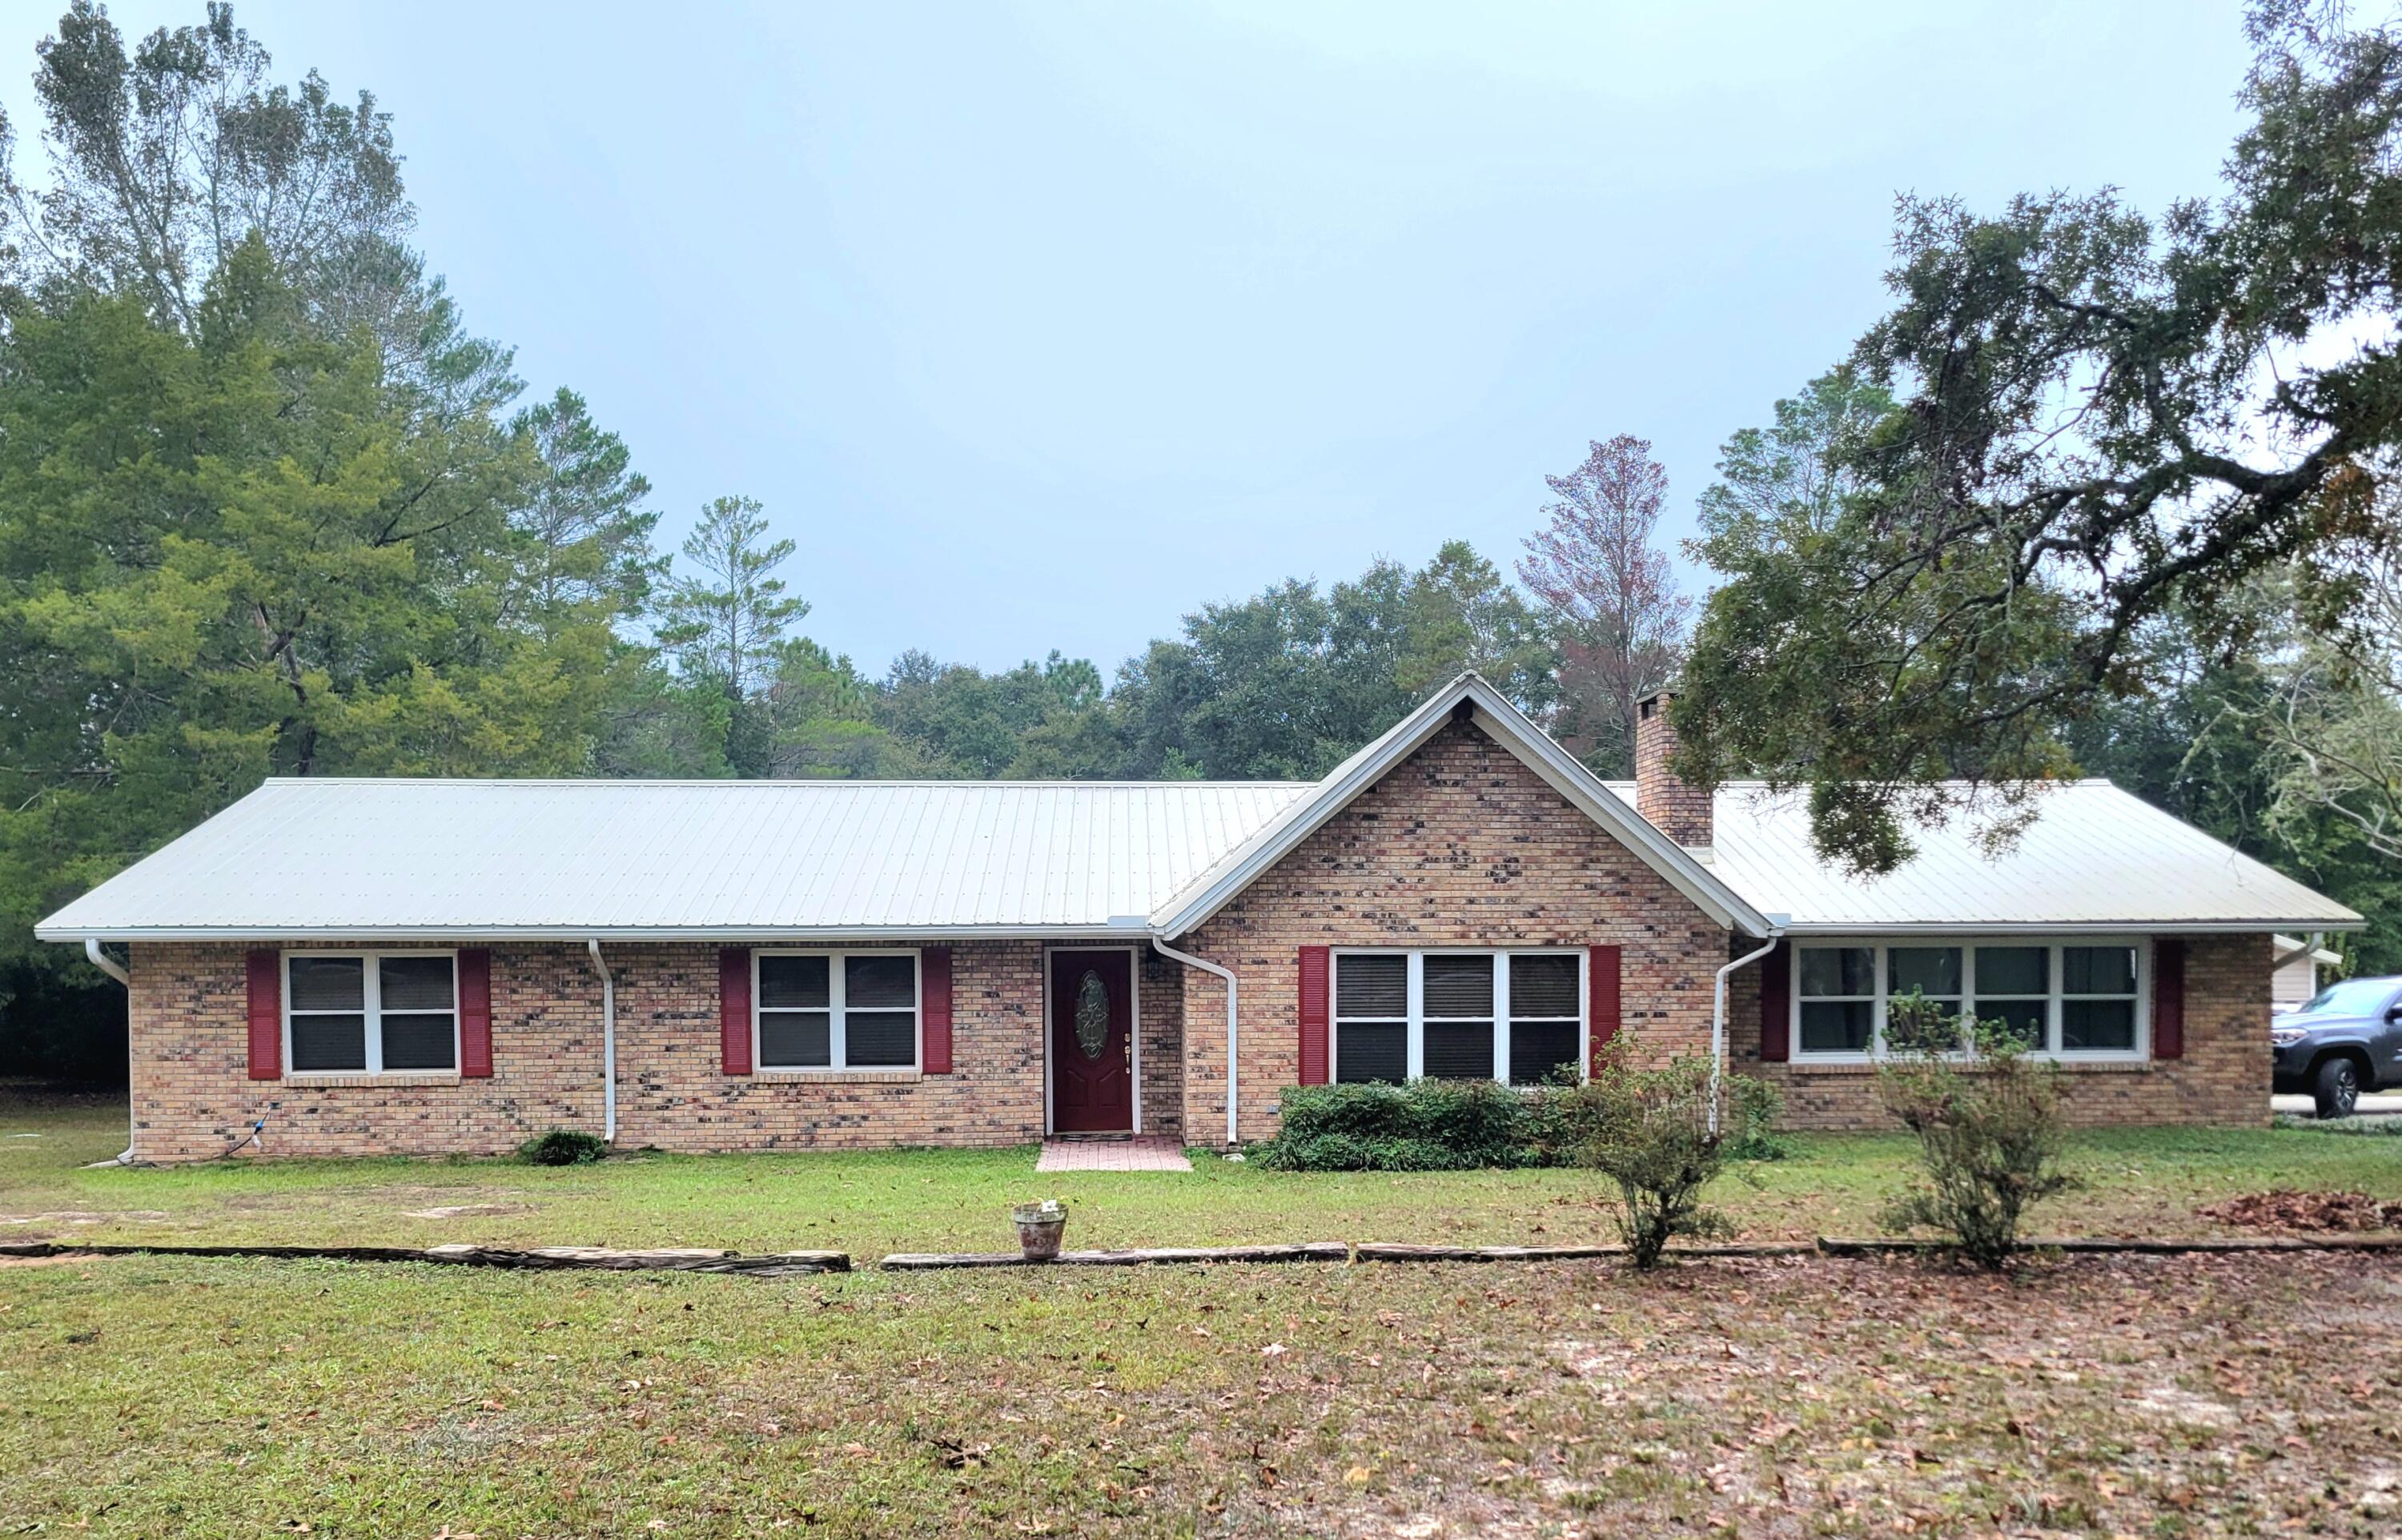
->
[1035, 1137, 1192, 1173]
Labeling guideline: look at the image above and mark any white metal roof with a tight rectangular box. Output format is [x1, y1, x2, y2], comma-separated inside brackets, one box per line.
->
[1595, 780, 2365, 933]
[34, 778, 1314, 940]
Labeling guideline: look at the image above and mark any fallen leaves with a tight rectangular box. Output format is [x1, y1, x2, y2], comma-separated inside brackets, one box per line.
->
[2198, 1189, 2402, 1232]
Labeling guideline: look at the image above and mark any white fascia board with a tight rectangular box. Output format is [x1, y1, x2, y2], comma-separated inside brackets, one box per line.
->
[1151, 673, 1769, 938]
[34, 924, 1154, 944]
[1778, 919, 2368, 936]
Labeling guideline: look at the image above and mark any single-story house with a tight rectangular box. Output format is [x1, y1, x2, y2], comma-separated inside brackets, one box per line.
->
[37, 674, 2362, 1162]
[2272, 934, 2345, 1013]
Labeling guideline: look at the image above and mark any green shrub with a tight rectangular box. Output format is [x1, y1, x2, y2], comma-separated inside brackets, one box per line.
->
[1566, 1044, 1756, 1268]
[1254, 1080, 1531, 1170]
[1876, 993, 2077, 1269]
[1723, 1073, 1791, 1161]
[517, 1129, 609, 1165]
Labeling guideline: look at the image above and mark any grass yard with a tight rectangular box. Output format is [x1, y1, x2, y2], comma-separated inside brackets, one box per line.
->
[6, 1245, 2401, 1536]
[7, 1088, 2402, 1535]
[3, 1085, 2401, 1257]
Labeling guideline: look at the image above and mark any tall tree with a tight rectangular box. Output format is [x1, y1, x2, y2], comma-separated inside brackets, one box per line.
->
[653, 496, 806, 777]
[1678, 2, 2402, 873]
[1518, 436, 1688, 775]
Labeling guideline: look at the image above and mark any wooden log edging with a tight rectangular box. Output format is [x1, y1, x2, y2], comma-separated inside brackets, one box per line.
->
[0, 1240, 850, 1274]
[1818, 1234, 2402, 1256]
[882, 1242, 1351, 1269]
[1353, 1241, 1816, 1263]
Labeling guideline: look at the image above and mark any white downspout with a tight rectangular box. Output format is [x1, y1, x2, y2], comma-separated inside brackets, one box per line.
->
[85, 939, 135, 1165]
[1710, 926, 1785, 1137]
[1152, 936, 1239, 1147]
[587, 940, 617, 1144]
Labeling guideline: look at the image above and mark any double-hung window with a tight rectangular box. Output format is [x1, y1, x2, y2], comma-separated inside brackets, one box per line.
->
[1790, 939, 2146, 1060]
[284, 952, 459, 1075]
[1332, 950, 1585, 1087]
[755, 951, 920, 1071]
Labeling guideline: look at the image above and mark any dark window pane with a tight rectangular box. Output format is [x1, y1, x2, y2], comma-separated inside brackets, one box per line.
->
[1335, 955, 1406, 1018]
[1509, 955, 1579, 1018]
[1982, 997, 2049, 1049]
[1798, 948, 1873, 998]
[846, 1009, 916, 1067]
[1798, 1000, 1872, 1053]
[1336, 1021, 1405, 1083]
[846, 955, 916, 1009]
[380, 1013, 456, 1070]
[759, 955, 829, 1010]
[1424, 956, 1493, 1019]
[1976, 946, 2048, 997]
[288, 956, 364, 1012]
[1508, 1021, 1578, 1085]
[291, 1013, 366, 1072]
[379, 956, 454, 1012]
[2063, 946, 2136, 996]
[2061, 998, 2136, 1051]
[760, 1009, 829, 1067]
[1423, 1019, 1494, 1080]
[1888, 947, 1961, 997]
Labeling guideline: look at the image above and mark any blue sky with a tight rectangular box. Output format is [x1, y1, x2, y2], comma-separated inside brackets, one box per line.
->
[2, 2, 2256, 676]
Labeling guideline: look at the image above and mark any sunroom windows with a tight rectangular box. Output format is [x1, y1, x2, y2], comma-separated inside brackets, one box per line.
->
[1790, 940, 2146, 1060]
[1332, 950, 1584, 1087]
[754, 951, 921, 1071]
[283, 952, 459, 1075]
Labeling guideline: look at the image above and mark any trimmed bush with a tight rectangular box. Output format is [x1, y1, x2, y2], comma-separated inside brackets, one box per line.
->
[1253, 1079, 1531, 1170]
[517, 1129, 609, 1165]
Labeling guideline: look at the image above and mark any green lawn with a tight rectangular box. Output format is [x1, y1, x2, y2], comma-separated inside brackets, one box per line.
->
[6, 1086, 2402, 1536]
[4, 1085, 2400, 1257]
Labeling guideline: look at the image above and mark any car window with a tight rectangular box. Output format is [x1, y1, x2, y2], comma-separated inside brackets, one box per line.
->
[2295, 979, 2394, 1017]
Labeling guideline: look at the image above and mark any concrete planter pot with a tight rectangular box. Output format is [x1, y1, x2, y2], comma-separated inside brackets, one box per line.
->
[1012, 1200, 1067, 1261]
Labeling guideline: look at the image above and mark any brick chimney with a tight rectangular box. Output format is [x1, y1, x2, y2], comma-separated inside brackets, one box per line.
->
[1634, 690, 1712, 847]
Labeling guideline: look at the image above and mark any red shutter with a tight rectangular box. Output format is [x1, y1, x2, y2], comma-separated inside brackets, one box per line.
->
[922, 946, 954, 1073]
[719, 947, 753, 1076]
[2153, 938, 2185, 1060]
[1589, 944, 1621, 1072]
[459, 948, 493, 1077]
[1759, 939, 1791, 1063]
[246, 948, 281, 1080]
[1296, 946, 1330, 1085]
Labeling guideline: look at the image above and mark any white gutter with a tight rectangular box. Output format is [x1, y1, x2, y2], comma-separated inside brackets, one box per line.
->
[587, 940, 617, 1144]
[84, 939, 135, 1165]
[1709, 924, 1785, 1137]
[1152, 936, 1239, 1146]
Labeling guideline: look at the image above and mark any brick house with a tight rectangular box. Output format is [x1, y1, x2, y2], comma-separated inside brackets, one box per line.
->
[38, 674, 2360, 1162]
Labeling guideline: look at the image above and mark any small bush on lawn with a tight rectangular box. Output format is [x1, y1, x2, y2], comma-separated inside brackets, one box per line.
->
[1565, 1043, 1758, 1268]
[1877, 990, 2077, 1269]
[517, 1129, 609, 1165]
[1254, 1080, 1529, 1170]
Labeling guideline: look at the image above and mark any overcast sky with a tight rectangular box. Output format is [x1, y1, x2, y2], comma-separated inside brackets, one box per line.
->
[0, 2, 2258, 676]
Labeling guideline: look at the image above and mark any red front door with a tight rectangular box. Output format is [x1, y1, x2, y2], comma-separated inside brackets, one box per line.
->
[1051, 949, 1134, 1133]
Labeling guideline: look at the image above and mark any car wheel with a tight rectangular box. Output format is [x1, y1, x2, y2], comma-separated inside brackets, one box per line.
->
[2314, 1057, 2361, 1119]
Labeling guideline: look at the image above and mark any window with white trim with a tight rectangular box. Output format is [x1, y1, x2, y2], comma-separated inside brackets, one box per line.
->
[284, 952, 458, 1075]
[1791, 939, 2147, 1059]
[755, 950, 920, 1071]
[1332, 950, 1584, 1087]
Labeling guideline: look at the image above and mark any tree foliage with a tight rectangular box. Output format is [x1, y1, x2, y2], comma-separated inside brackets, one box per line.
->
[1520, 435, 1689, 776]
[1679, 3, 2402, 875]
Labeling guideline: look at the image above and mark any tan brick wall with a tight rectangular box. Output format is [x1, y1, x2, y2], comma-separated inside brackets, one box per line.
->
[1177, 714, 1731, 1145]
[126, 938, 1191, 1161]
[1728, 932, 2273, 1130]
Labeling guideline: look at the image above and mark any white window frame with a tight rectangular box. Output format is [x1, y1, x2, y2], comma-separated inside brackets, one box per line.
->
[753, 948, 922, 1073]
[1789, 936, 2150, 1063]
[1329, 948, 1588, 1087]
[281, 949, 461, 1077]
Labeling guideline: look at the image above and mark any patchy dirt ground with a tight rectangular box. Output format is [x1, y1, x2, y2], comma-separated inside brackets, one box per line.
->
[2199, 1189, 2402, 1233]
[4, 1248, 2400, 1537]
